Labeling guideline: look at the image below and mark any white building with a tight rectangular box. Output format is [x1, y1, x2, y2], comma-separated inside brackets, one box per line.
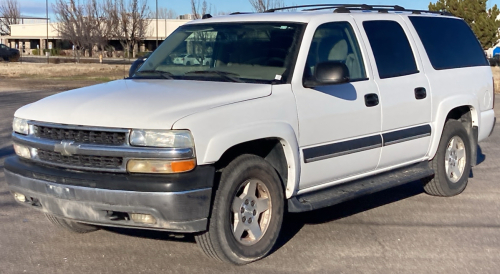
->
[1, 18, 191, 54]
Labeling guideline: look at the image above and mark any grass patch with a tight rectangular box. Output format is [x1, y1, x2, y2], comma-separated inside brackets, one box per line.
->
[16, 73, 121, 82]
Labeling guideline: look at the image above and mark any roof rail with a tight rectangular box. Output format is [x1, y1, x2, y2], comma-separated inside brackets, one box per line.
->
[229, 12, 253, 15]
[265, 4, 452, 16]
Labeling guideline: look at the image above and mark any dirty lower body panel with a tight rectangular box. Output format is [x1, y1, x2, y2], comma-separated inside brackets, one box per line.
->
[4, 156, 214, 233]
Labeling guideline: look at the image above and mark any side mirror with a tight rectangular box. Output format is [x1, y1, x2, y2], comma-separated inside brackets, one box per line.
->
[129, 59, 146, 78]
[304, 61, 350, 88]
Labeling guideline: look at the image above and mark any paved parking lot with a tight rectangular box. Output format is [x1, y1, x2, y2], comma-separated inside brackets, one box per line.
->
[0, 83, 499, 273]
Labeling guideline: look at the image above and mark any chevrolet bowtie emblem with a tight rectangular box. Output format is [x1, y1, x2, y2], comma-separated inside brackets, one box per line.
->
[54, 141, 78, 156]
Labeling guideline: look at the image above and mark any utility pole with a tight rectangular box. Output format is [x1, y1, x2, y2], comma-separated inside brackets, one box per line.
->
[156, 0, 158, 48]
[46, 0, 49, 64]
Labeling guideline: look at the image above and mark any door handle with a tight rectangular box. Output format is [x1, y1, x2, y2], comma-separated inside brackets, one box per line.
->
[364, 93, 379, 107]
[415, 87, 427, 100]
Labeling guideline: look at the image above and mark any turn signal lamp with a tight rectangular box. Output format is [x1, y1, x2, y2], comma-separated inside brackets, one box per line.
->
[127, 159, 196, 174]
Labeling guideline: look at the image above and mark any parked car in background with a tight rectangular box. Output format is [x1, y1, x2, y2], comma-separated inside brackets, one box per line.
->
[184, 55, 211, 66]
[0, 44, 20, 61]
[173, 53, 188, 65]
[488, 54, 500, 66]
[129, 52, 152, 78]
[173, 53, 211, 66]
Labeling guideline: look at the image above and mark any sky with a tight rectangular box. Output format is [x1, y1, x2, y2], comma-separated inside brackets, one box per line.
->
[17, 0, 500, 20]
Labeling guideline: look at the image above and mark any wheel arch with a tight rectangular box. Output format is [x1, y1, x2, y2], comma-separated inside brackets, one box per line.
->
[202, 122, 300, 199]
[429, 96, 479, 162]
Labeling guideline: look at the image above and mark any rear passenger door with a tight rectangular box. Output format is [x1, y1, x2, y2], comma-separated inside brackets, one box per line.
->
[354, 16, 432, 170]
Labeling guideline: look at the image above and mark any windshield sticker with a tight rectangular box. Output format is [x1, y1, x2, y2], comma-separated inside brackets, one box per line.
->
[280, 26, 288, 29]
[275, 75, 282, 80]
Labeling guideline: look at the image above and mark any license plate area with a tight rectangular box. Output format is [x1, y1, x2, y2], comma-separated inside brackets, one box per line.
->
[46, 184, 75, 199]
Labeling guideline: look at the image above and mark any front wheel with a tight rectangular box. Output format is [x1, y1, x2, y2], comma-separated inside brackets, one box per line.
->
[195, 154, 284, 264]
[422, 119, 471, 196]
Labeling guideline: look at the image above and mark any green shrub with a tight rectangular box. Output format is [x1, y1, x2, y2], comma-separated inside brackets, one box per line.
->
[43, 48, 61, 56]
[32, 49, 39, 55]
[137, 51, 152, 58]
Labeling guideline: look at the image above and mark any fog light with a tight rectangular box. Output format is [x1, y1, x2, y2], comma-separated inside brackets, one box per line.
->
[13, 143, 31, 159]
[127, 159, 196, 173]
[14, 192, 26, 202]
[130, 213, 156, 224]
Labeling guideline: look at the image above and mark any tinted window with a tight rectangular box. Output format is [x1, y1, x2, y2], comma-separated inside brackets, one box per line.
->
[138, 23, 304, 84]
[363, 20, 419, 79]
[305, 22, 366, 81]
[409, 17, 488, 70]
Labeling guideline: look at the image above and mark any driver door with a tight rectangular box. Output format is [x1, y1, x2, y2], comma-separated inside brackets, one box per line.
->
[292, 17, 382, 191]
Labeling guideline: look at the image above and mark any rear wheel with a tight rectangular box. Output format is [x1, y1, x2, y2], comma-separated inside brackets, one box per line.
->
[195, 154, 284, 265]
[45, 214, 99, 233]
[422, 119, 471, 196]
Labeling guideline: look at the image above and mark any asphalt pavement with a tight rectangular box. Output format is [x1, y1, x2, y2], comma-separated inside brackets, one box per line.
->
[0, 87, 499, 274]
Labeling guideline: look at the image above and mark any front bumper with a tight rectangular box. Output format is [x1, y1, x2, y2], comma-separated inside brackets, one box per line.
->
[5, 156, 214, 233]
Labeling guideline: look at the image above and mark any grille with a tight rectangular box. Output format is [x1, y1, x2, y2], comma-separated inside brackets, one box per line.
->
[34, 125, 127, 146]
[37, 149, 123, 169]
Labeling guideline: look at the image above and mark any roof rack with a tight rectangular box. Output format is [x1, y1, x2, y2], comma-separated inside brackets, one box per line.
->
[264, 4, 452, 16]
[229, 12, 254, 15]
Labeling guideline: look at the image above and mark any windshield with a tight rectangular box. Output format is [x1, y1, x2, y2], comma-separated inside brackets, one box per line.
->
[135, 22, 305, 84]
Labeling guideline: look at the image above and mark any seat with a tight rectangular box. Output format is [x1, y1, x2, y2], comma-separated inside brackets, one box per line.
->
[319, 37, 362, 79]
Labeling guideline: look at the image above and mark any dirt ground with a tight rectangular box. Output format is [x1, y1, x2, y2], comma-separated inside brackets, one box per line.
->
[0, 63, 129, 83]
[491, 67, 500, 92]
[2, 63, 500, 92]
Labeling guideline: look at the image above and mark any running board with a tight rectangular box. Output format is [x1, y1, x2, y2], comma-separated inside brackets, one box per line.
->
[288, 161, 434, 213]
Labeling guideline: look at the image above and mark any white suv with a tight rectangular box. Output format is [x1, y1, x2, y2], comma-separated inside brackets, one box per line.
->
[6, 4, 496, 265]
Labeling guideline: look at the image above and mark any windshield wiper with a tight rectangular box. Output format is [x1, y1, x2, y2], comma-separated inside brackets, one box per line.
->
[134, 70, 174, 79]
[184, 70, 243, 83]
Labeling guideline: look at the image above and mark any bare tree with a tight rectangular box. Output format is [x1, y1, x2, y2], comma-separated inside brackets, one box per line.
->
[111, 0, 149, 58]
[53, 0, 92, 61]
[91, 0, 118, 54]
[249, 0, 285, 12]
[153, 7, 177, 19]
[191, 0, 211, 19]
[0, 0, 20, 36]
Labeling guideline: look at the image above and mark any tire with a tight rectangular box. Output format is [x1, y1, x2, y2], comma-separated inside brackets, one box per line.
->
[45, 214, 99, 234]
[195, 154, 284, 265]
[185, 61, 191, 66]
[422, 119, 471, 197]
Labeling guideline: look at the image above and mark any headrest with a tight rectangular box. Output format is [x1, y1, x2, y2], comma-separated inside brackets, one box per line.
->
[328, 40, 348, 61]
[318, 36, 348, 62]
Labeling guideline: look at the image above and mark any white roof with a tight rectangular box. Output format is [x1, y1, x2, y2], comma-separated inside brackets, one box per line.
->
[185, 10, 457, 25]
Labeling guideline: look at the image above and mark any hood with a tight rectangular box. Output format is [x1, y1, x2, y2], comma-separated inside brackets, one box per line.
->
[15, 79, 271, 129]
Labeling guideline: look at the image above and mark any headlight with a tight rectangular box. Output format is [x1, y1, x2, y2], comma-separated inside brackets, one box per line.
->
[129, 130, 194, 148]
[13, 117, 29, 135]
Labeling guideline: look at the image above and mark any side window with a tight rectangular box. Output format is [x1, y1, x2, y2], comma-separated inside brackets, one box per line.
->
[409, 17, 488, 70]
[305, 22, 366, 81]
[363, 20, 419, 79]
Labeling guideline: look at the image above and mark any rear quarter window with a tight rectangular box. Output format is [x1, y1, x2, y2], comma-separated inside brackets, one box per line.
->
[409, 16, 488, 70]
